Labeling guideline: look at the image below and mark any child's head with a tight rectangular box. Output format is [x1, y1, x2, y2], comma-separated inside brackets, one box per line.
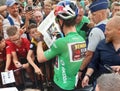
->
[28, 23, 38, 38]
[7, 26, 21, 45]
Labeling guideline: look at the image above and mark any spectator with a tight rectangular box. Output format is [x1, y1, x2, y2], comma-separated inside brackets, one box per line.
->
[111, 0, 120, 3]
[27, 23, 44, 90]
[0, 34, 6, 87]
[3, 0, 26, 39]
[33, 0, 42, 7]
[96, 73, 120, 91]
[37, 0, 86, 91]
[0, 34, 15, 87]
[75, 4, 90, 40]
[42, 0, 52, 19]
[23, 5, 36, 40]
[6, 26, 35, 90]
[33, 6, 41, 11]
[78, 0, 109, 79]
[27, 0, 34, 6]
[114, 11, 120, 16]
[110, 1, 120, 17]
[19, 0, 27, 8]
[33, 10, 43, 26]
[79, 0, 90, 16]
[82, 15, 120, 88]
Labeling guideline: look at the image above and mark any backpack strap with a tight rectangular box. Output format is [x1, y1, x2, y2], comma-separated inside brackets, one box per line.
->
[7, 16, 14, 25]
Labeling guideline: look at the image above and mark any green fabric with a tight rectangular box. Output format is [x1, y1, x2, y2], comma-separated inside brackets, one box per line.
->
[75, 16, 90, 40]
[22, 2, 27, 7]
[44, 32, 86, 90]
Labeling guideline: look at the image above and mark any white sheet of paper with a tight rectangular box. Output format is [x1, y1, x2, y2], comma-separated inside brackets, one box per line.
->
[1, 70, 15, 85]
[0, 87, 18, 91]
[37, 10, 62, 48]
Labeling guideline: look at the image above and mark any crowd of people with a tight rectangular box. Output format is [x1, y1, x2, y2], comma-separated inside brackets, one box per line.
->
[0, 0, 120, 91]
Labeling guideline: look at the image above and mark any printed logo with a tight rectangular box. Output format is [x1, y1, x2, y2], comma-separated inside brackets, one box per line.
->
[54, 56, 59, 69]
[68, 42, 86, 62]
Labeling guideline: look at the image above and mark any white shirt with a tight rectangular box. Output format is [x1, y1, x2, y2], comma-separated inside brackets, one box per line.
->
[3, 14, 26, 39]
[87, 19, 108, 52]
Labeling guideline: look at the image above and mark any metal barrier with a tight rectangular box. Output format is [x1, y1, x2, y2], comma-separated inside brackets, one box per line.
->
[75, 85, 93, 91]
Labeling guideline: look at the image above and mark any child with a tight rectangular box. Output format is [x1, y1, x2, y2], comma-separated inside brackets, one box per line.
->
[6, 26, 35, 90]
[27, 23, 45, 90]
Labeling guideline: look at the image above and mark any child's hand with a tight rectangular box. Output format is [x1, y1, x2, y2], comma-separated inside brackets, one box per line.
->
[34, 31, 43, 42]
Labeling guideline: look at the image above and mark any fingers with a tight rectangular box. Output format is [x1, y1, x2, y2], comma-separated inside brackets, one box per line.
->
[111, 66, 120, 72]
[37, 72, 43, 76]
[36, 69, 43, 76]
[82, 76, 89, 88]
[34, 33, 44, 42]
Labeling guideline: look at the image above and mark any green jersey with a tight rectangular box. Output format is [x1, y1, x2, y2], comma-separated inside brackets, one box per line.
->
[75, 16, 90, 40]
[44, 32, 86, 90]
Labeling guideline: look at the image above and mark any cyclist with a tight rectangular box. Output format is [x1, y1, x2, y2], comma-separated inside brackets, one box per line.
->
[37, 0, 86, 91]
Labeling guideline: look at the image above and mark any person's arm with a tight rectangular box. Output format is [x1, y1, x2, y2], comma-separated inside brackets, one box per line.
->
[5, 54, 11, 71]
[37, 41, 47, 63]
[5, 44, 13, 71]
[79, 28, 100, 72]
[23, 11, 33, 31]
[11, 51, 22, 68]
[0, 5, 7, 13]
[81, 43, 101, 87]
[79, 50, 94, 71]
[82, 68, 94, 87]
[27, 49, 43, 75]
[78, 50, 94, 79]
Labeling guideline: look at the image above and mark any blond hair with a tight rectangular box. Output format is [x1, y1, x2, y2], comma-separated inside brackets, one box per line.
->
[6, 26, 18, 37]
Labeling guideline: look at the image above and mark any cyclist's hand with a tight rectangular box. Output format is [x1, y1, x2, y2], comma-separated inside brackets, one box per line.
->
[82, 75, 89, 88]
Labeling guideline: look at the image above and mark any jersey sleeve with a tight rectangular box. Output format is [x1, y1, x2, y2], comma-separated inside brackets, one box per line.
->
[44, 38, 64, 60]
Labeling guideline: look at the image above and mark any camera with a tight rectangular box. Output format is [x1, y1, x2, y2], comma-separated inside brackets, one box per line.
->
[28, 6, 32, 11]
